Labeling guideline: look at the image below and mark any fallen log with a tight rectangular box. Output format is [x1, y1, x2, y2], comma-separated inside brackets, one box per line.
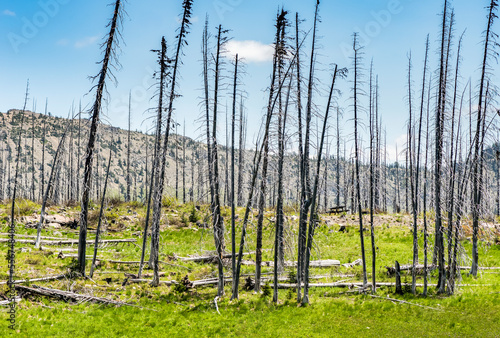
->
[0, 274, 68, 285]
[15, 285, 135, 307]
[0, 297, 21, 306]
[0, 233, 67, 240]
[239, 259, 340, 268]
[0, 238, 136, 246]
[57, 255, 190, 270]
[385, 264, 500, 275]
[177, 252, 253, 262]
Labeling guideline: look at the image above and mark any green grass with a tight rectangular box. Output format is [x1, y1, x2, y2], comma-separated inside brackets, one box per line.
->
[1, 201, 499, 336]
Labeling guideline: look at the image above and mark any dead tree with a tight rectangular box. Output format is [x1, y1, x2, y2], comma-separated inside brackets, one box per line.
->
[230, 54, 239, 290]
[303, 65, 344, 304]
[126, 92, 132, 202]
[150, 0, 194, 288]
[232, 11, 301, 299]
[35, 118, 72, 248]
[237, 96, 246, 206]
[471, 0, 498, 277]
[446, 32, 464, 294]
[297, 0, 319, 302]
[211, 24, 227, 296]
[138, 38, 168, 279]
[434, 0, 451, 293]
[89, 143, 113, 278]
[412, 35, 430, 294]
[369, 60, 376, 294]
[9, 81, 29, 299]
[78, 0, 123, 276]
[352, 33, 368, 288]
[40, 99, 48, 201]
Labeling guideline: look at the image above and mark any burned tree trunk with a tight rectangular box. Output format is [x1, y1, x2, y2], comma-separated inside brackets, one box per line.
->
[78, 0, 122, 276]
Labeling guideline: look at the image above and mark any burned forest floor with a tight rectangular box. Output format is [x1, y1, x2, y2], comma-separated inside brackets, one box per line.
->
[1, 199, 500, 337]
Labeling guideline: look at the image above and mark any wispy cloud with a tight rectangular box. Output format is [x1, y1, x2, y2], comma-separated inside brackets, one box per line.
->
[2, 9, 16, 16]
[225, 40, 274, 63]
[74, 36, 99, 49]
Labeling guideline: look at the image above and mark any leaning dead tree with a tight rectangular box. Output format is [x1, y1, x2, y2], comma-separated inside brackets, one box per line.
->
[255, 10, 288, 293]
[89, 142, 113, 278]
[9, 81, 29, 306]
[471, 0, 498, 277]
[78, 0, 123, 276]
[352, 33, 368, 288]
[35, 116, 73, 248]
[302, 65, 344, 305]
[232, 11, 303, 300]
[297, 0, 319, 303]
[211, 24, 228, 296]
[138, 37, 168, 279]
[151, 0, 194, 287]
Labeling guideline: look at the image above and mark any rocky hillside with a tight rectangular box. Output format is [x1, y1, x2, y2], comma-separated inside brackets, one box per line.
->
[0, 109, 204, 203]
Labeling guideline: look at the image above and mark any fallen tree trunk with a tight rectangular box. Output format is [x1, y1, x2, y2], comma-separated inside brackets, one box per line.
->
[0, 274, 68, 285]
[386, 264, 500, 275]
[15, 285, 134, 307]
[58, 255, 189, 270]
[0, 297, 21, 306]
[0, 238, 136, 246]
[239, 259, 340, 268]
[0, 233, 67, 240]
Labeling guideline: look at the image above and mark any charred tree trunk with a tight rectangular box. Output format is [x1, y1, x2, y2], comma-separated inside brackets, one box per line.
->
[78, 0, 121, 276]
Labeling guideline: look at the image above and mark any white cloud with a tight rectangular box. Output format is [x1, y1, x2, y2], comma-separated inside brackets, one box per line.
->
[74, 36, 99, 49]
[386, 133, 407, 163]
[2, 9, 16, 16]
[225, 40, 274, 63]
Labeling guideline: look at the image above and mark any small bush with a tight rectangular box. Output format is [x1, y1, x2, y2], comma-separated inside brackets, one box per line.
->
[162, 196, 177, 209]
[15, 199, 39, 216]
[188, 205, 199, 223]
[261, 282, 272, 299]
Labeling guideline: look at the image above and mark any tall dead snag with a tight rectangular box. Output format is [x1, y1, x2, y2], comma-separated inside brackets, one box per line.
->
[30, 103, 36, 201]
[212, 24, 227, 296]
[126, 92, 132, 202]
[423, 75, 432, 297]
[352, 33, 368, 288]
[369, 60, 376, 294]
[297, 0, 319, 302]
[40, 99, 48, 201]
[302, 66, 344, 304]
[255, 10, 288, 293]
[471, 0, 498, 277]
[446, 31, 464, 294]
[138, 38, 167, 278]
[151, 0, 194, 287]
[407, 52, 414, 294]
[35, 117, 72, 248]
[273, 65, 292, 303]
[233, 10, 300, 300]
[89, 143, 113, 278]
[78, 0, 122, 276]
[231, 54, 239, 290]
[434, 0, 450, 293]
[202, 16, 215, 210]
[9, 81, 29, 313]
[412, 35, 430, 295]
[236, 96, 246, 206]
[336, 107, 342, 206]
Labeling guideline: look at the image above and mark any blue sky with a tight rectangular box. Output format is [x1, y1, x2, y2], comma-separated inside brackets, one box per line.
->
[0, 0, 497, 161]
